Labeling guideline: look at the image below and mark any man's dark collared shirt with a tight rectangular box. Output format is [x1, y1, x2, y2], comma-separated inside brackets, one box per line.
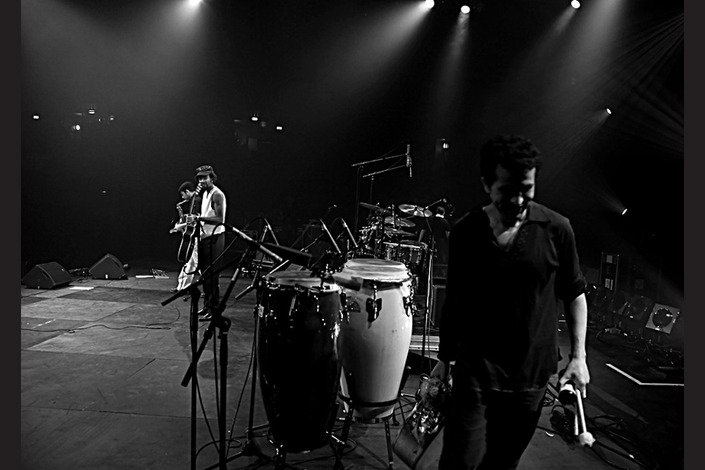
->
[437, 201, 586, 391]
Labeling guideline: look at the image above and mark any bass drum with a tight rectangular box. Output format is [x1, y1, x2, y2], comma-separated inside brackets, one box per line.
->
[257, 271, 342, 453]
[333, 259, 413, 422]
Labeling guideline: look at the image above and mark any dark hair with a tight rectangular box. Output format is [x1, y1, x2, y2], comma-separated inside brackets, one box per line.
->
[480, 135, 543, 186]
[436, 206, 446, 216]
[178, 181, 195, 194]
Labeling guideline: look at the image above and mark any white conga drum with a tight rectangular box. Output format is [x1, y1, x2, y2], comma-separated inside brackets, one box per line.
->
[333, 259, 413, 421]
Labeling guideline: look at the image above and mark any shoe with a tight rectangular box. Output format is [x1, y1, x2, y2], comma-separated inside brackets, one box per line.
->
[170, 287, 179, 293]
[198, 307, 210, 316]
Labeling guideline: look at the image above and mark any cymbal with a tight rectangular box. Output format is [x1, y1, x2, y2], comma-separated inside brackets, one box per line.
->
[383, 216, 415, 228]
[399, 204, 432, 218]
[384, 227, 414, 237]
[360, 202, 392, 215]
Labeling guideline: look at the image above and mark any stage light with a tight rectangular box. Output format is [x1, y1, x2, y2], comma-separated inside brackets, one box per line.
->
[571, 0, 581, 9]
[32, 114, 40, 120]
[250, 113, 259, 122]
[621, 208, 628, 216]
[88, 106, 96, 115]
[187, 0, 201, 8]
[422, 0, 435, 10]
[442, 141, 450, 150]
[606, 107, 612, 115]
[71, 124, 81, 132]
[460, 5, 471, 14]
[275, 125, 284, 131]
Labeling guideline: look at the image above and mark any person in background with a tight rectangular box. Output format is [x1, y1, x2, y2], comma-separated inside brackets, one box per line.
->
[170, 181, 201, 294]
[185, 165, 227, 321]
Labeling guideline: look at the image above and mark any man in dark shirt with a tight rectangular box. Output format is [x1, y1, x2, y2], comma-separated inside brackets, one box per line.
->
[431, 135, 590, 469]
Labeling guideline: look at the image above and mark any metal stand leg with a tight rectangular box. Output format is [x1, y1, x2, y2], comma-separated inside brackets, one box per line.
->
[384, 417, 395, 470]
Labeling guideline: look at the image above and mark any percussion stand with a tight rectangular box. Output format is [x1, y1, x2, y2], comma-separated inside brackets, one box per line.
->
[332, 372, 399, 470]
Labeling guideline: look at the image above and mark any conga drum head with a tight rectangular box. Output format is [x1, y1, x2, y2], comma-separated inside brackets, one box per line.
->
[265, 270, 338, 291]
[335, 259, 409, 288]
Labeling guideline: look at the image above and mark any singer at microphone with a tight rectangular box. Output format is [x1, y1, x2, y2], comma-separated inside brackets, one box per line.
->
[191, 164, 227, 321]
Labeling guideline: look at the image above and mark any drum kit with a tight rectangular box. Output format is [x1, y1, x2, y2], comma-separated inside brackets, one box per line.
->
[356, 201, 432, 270]
[168, 203, 440, 469]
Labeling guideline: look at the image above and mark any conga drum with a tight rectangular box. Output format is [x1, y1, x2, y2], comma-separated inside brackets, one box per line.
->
[333, 259, 413, 421]
[257, 271, 343, 453]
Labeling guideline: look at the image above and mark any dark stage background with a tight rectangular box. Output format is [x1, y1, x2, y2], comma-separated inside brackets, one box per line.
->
[22, 0, 683, 307]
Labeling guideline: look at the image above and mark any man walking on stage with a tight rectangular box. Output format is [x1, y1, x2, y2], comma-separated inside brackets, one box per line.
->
[431, 135, 590, 469]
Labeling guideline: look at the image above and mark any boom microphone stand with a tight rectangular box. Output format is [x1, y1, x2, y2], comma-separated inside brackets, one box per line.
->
[166, 223, 285, 470]
[351, 145, 410, 232]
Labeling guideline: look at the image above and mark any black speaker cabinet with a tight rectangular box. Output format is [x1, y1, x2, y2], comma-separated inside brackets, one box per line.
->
[21, 261, 73, 289]
[431, 284, 446, 328]
[89, 253, 127, 280]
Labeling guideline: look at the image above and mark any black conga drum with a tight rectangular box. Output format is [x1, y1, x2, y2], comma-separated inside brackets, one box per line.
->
[257, 270, 343, 453]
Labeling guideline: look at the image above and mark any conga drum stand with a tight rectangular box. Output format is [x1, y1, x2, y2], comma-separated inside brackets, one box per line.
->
[332, 372, 399, 470]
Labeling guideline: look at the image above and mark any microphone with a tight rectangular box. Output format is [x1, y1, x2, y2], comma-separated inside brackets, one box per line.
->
[406, 144, 412, 178]
[262, 243, 312, 268]
[319, 219, 342, 255]
[339, 218, 358, 250]
[219, 222, 283, 263]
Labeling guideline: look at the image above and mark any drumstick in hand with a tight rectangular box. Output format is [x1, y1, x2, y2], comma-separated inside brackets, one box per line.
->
[575, 392, 595, 447]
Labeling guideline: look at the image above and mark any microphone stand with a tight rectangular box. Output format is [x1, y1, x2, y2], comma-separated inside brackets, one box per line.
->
[420, 216, 437, 375]
[351, 147, 408, 232]
[166, 222, 284, 470]
[162, 252, 247, 470]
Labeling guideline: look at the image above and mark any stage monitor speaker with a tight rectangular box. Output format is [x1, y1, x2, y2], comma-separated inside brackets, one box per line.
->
[21, 261, 72, 289]
[89, 253, 127, 280]
[431, 284, 446, 328]
[645, 303, 681, 335]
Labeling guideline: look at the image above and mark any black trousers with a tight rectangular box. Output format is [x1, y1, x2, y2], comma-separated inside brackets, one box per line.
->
[198, 233, 225, 310]
[439, 363, 547, 470]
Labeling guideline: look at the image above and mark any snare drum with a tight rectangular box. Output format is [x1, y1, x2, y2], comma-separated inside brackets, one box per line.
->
[332, 259, 413, 421]
[257, 271, 342, 453]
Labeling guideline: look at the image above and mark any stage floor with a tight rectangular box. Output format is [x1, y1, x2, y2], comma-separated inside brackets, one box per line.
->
[21, 265, 683, 470]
